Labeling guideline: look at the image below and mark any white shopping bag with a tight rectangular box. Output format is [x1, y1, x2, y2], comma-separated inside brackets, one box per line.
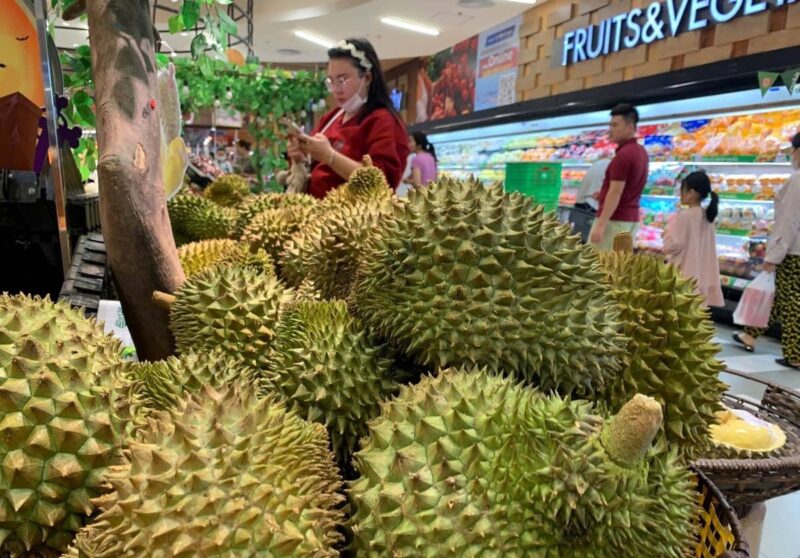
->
[733, 271, 776, 329]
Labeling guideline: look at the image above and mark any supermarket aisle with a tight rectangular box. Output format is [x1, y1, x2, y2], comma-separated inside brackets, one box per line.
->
[715, 324, 800, 558]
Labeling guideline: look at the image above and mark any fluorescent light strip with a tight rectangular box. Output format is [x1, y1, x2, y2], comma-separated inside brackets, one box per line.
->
[380, 17, 439, 36]
[294, 30, 335, 49]
[505, 0, 537, 4]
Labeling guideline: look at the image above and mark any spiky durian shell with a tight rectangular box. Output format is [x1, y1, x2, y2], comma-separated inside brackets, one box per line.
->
[281, 202, 389, 300]
[241, 204, 315, 263]
[320, 163, 393, 210]
[203, 174, 251, 207]
[0, 294, 122, 384]
[169, 266, 291, 364]
[349, 368, 696, 558]
[234, 192, 317, 237]
[597, 252, 727, 457]
[168, 194, 236, 244]
[0, 295, 127, 557]
[120, 350, 261, 412]
[349, 178, 628, 395]
[177, 239, 273, 278]
[261, 300, 399, 466]
[67, 384, 346, 557]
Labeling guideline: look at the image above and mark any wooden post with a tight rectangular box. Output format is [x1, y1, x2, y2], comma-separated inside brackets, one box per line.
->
[86, 0, 185, 360]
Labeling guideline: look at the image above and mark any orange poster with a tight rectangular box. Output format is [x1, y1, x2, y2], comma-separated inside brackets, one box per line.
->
[0, 0, 45, 107]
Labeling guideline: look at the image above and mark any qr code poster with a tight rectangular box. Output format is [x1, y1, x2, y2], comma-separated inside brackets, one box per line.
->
[474, 15, 522, 111]
[496, 73, 517, 107]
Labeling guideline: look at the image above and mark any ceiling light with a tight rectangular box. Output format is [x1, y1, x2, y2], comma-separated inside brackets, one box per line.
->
[380, 17, 439, 36]
[294, 30, 335, 49]
[505, 0, 537, 3]
[457, 0, 494, 7]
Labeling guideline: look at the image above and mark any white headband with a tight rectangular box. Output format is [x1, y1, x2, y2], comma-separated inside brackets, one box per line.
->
[336, 40, 373, 73]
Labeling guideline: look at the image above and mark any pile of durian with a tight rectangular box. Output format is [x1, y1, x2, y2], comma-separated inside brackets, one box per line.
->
[0, 162, 783, 557]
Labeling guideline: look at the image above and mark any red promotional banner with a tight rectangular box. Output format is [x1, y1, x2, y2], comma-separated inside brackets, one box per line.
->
[414, 36, 478, 123]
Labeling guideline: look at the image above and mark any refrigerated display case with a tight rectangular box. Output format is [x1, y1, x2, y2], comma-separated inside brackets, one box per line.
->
[428, 87, 799, 310]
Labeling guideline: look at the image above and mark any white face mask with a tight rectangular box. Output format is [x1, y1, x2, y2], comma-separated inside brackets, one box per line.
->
[340, 77, 368, 114]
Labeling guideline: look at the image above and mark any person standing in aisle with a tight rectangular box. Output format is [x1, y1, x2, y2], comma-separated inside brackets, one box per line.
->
[409, 132, 438, 188]
[287, 38, 409, 199]
[589, 104, 649, 250]
[732, 132, 800, 369]
[575, 158, 611, 210]
[662, 171, 724, 307]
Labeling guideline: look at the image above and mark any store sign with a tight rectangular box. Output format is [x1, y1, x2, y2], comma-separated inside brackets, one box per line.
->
[561, 0, 797, 66]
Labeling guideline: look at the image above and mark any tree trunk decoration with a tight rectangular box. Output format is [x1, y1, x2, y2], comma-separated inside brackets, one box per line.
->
[86, 0, 184, 360]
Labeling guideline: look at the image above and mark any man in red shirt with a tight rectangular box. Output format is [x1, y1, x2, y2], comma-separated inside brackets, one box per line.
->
[589, 104, 649, 250]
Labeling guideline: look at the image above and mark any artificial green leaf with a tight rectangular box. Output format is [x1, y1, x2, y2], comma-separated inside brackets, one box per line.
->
[218, 10, 237, 35]
[198, 55, 214, 78]
[191, 34, 208, 59]
[168, 14, 184, 34]
[156, 53, 170, 67]
[76, 45, 91, 58]
[181, 0, 201, 29]
[76, 102, 96, 128]
[72, 90, 91, 107]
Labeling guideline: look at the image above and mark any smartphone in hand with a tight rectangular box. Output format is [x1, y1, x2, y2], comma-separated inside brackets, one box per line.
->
[279, 117, 305, 137]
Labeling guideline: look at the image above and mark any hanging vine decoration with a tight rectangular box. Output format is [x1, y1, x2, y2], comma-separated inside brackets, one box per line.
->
[173, 57, 328, 185]
[58, 46, 327, 187]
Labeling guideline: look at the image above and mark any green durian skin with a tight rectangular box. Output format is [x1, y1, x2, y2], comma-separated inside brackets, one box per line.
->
[597, 251, 727, 458]
[349, 368, 696, 558]
[169, 266, 290, 365]
[261, 300, 399, 467]
[203, 174, 251, 208]
[67, 384, 345, 557]
[177, 239, 273, 278]
[234, 192, 317, 238]
[350, 178, 628, 395]
[0, 295, 127, 557]
[168, 194, 236, 244]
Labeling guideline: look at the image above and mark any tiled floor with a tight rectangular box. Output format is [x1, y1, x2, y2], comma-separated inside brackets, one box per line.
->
[714, 324, 800, 558]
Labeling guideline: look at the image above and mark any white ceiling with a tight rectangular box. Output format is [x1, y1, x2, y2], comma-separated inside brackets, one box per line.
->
[53, 0, 537, 65]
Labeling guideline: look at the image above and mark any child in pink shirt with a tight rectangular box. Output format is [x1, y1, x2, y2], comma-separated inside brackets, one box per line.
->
[662, 171, 725, 307]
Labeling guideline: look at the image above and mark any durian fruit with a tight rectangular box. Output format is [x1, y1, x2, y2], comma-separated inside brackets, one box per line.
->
[349, 369, 696, 558]
[708, 407, 787, 459]
[67, 384, 346, 557]
[597, 251, 727, 456]
[0, 294, 122, 383]
[319, 156, 393, 210]
[234, 192, 317, 237]
[177, 239, 273, 278]
[120, 349, 261, 412]
[168, 194, 236, 244]
[203, 173, 251, 207]
[169, 266, 291, 364]
[261, 300, 399, 465]
[349, 178, 628, 394]
[241, 203, 315, 263]
[0, 295, 127, 557]
[281, 203, 388, 299]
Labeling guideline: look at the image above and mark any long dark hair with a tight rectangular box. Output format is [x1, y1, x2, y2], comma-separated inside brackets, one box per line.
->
[412, 131, 437, 162]
[328, 38, 398, 123]
[683, 170, 718, 223]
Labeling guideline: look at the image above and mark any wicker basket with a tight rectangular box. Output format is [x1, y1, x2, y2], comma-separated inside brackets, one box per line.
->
[694, 467, 750, 557]
[693, 369, 800, 515]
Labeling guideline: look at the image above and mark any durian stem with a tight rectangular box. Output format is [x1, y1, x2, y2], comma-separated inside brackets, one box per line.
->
[152, 291, 176, 311]
[600, 394, 663, 469]
[612, 232, 633, 253]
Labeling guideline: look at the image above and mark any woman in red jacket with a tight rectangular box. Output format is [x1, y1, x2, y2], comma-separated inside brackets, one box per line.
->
[288, 38, 409, 199]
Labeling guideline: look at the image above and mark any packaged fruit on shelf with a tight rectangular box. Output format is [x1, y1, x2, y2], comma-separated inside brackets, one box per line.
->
[562, 168, 587, 186]
[716, 206, 773, 236]
[559, 190, 577, 206]
[643, 163, 684, 195]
